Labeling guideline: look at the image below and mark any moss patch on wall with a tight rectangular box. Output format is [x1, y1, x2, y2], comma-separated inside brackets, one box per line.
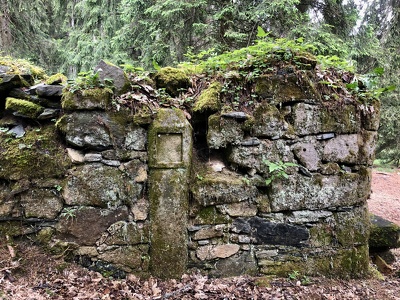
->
[193, 82, 222, 112]
[0, 125, 71, 180]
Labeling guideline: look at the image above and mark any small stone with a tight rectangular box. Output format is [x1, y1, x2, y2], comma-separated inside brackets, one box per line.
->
[67, 148, 84, 164]
[219, 202, 258, 217]
[134, 166, 148, 183]
[316, 133, 335, 140]
[241, 138, 261, 146]
[7, 125, 25, 138]
[196, 244, 240, 261]
[101, 159, 121, 167]
[221, 112, 249, 119]
[130, 198, 149, 221]
[198, 240, 210, 246]
[84, 153, 102, 162]
[37, 108, 60, 120]
[193, 226, 224, 240]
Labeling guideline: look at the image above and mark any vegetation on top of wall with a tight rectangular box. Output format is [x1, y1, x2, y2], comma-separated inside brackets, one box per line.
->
[0, 56, 47, 80]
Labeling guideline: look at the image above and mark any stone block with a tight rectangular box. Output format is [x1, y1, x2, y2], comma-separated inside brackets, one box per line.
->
[62, 88, 111, 110]
[191, 172, 259, 206]
[63, 163, 143, 208]
[98, 245, 149, 273]
[292, 140, 321, 171]
[217, 202, 258, 217]
[269, 172, 369, 211]
[207, 114, 244, 149]
[57, 111, 126, 150]
[124, 126, 147, 151]
[228, 140, 294, 175]
[323, 134, 359, 164]
[20, 188, 63, 219]
[196, 244, 240, 261]
[193, 225, 225, 240]
[290, 103, 360, 136]
[104, 221, 150, 245]
[210, 251, 258, 277]
[95, 60, 131, 96]
[55, 206, 129, 245]
[252, 102, 293, 138]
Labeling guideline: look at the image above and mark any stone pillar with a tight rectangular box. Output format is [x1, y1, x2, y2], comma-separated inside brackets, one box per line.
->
[148, 109, 192, 279]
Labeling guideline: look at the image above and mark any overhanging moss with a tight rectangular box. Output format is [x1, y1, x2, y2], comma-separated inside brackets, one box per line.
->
[5, 97, 44, 118]
[193, 82, 222, 112]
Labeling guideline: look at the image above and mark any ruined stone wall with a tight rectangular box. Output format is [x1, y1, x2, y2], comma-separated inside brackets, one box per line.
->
[0, 62, 380, 279]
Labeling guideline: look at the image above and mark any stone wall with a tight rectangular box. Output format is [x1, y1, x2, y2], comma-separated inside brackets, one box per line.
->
[0, 61, 380, 279]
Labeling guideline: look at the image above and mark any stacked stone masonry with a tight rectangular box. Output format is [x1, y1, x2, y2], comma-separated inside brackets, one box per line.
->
[0, 62, 380, 279]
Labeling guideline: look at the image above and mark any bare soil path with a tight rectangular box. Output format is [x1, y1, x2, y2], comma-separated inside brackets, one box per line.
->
[368, 169, 400, 226]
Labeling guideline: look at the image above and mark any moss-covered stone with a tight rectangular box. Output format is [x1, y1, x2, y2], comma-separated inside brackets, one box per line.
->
[193, 82, 222, 112]
[5, 97, 44, 118]
[62, 88, 112, 111]
[0, 125, 71, 180]
[46, 73, 67, 85]
[153, 67, 190, 97]
[369, 214, 400, 249]
[193, 206, 231, 225]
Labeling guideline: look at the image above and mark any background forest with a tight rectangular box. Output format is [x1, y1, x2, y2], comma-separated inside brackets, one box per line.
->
[0, 0, 399, 164]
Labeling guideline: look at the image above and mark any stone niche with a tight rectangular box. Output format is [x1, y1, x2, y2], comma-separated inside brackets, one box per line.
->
[0, 62, 379, 280]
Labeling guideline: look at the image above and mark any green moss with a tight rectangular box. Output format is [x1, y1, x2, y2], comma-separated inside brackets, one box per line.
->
[61, 88, 112, 110]
[153, 67, 190, 97]
[194, 206, 231, 225]
[0, 222, 24, 237]
[0, 125, 71, 180]
[5, 97, 44, 118]
[0, 56, 47, 80]
[193, 82, 222, 112]
[45, 73, 67, 85]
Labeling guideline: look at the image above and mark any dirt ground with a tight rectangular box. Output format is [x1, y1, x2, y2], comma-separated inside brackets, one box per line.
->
[0, 170, 399, 300]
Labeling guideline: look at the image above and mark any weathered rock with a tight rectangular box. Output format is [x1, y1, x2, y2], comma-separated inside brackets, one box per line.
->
[255, 74, 318, 104]
[252, 102, 292, 139]
[97, 245, 149, 273]
[37, 108, 61, 119]
[130, 198, 149, 221]
[207, 114, 244, 149]
[0, 126, 70, 180]
[193, 225, 225, 240]
[360, 100, 380, 131]
[292, 140, 320, 171]
[290, 103, 360, 135]
[34, 84, 63, 97]
[323, 134, 359, 164]
[369, 214, 400, 249]
[7, 124, 25, 138]
[153, 67, 190, 97]
[104, 221, 150, 245]
[192, 172, 259, 206]
[124, 127, 147, 151]
[217, 202, 258, 217]
[268, 171, 371, 211]
[55, 206, 129, 245]
[84, 153, 102, 162]
[210, 251, 258, 277]
[62, 88, 112, 111]
[56, 111, 127, 150]
[63, 163, 143, 208]
[94, 60, 130, 96]
[66, 148, 85, 164]
[20, 188, 63, 219]
[196, 244, 240, 261]
[228, 140, 294, 175]
[5, 97, 44, 118]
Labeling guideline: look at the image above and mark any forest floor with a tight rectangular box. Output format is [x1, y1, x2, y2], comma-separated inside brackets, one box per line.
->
[0, 169, 399, 299]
